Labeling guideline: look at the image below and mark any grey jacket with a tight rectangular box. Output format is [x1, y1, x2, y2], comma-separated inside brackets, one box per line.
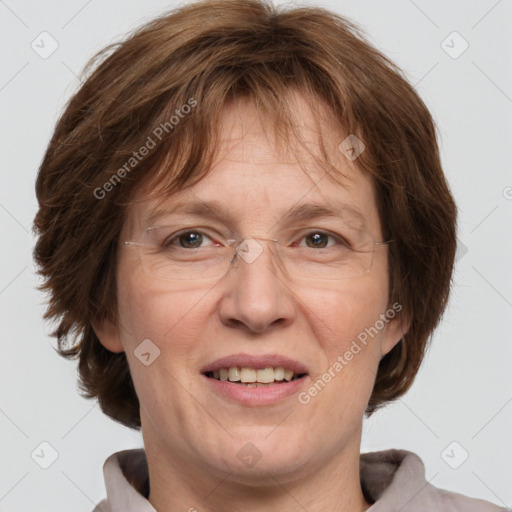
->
[93, 448, 508, 511]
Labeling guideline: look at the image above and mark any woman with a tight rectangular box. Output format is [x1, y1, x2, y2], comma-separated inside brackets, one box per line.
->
[33, 0, 506, 510]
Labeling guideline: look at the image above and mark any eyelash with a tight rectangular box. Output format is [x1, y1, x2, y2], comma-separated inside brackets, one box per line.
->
[161, 229, 350, 249]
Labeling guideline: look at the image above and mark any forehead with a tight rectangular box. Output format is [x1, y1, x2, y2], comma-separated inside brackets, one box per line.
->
[124, 94, 382, 236]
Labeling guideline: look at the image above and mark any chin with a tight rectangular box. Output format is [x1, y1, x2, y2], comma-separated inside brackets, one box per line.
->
[208, 427, 315, 482]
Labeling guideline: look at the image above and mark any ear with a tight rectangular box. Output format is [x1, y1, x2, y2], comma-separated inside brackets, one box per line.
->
[380, 307, 410, 357]
[91, 316, 125, 353]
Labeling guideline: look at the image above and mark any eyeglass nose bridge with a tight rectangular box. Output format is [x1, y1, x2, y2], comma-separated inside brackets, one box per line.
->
[227, 236, 280, 266]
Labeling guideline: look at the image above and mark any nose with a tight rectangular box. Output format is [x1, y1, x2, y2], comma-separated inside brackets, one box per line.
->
[217, 237, 296, 334]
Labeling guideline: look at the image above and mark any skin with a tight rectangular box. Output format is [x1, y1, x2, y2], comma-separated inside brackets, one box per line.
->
[94, 93, 407, 512]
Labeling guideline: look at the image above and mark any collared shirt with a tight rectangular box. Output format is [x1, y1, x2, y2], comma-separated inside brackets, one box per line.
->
[93, 448, 507, 511]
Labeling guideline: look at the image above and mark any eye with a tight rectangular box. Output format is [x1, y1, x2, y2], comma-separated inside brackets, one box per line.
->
[296, 231, 349, 249]
[163, 229, 219, 249]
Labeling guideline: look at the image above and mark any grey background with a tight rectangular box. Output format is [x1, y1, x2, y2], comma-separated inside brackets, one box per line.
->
[1, 0, 511, 510]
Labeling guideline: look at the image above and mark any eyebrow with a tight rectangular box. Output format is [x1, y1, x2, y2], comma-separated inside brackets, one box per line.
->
[144, 199, 367, 230]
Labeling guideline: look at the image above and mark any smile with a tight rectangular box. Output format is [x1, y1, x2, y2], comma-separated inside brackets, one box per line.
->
[201, 353, 310, 404]
[204, 366, 306, 386]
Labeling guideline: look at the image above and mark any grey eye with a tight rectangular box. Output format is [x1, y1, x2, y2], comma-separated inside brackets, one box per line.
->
[178, 231, 203, 248]
[304, 232, 329, 248]
[164, 230, 210, 249]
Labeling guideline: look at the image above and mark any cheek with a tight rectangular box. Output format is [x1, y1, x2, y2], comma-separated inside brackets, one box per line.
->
[115, 275, 216, 427]
[294, 277, 388, 415]
[299, 275, 388, 352]
[116, 267, 211, 360]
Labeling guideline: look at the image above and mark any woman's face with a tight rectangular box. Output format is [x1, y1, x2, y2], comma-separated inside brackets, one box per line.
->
[95, 95, 404, 484]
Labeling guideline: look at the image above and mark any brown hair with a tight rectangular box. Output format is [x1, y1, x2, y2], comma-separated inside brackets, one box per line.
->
[33, 0, 457, 429]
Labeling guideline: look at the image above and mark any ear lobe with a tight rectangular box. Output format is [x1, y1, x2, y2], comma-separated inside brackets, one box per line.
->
[91, 316, 124, 353]
[381, 312, 410, 357]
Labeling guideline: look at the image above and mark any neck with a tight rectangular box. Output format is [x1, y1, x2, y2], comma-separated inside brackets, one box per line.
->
[144, 429, 372, 512]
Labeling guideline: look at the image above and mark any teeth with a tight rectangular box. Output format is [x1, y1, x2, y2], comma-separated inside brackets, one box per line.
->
[274, 367, 285, 380]
[240, 367, 257, 383]
[209, 366, 302, 383]
[228, 367, 241, 381]
[256, 367, 275, 383]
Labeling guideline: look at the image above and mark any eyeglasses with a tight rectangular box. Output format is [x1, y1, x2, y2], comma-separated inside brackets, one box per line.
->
[124, 225, 392, 282]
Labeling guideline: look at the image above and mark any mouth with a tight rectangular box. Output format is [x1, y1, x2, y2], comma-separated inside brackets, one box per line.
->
[204, 366, 307, 387]
[201, 354, 309, 405]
